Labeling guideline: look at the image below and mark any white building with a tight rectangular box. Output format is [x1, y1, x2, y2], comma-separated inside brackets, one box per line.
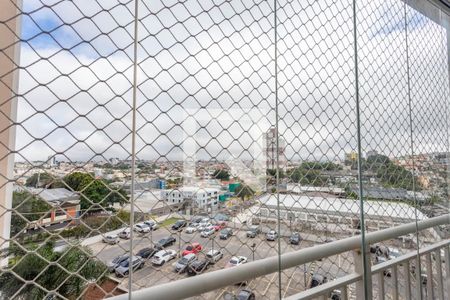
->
[161, 187, 220, 211]
[249, 194, 428, 233]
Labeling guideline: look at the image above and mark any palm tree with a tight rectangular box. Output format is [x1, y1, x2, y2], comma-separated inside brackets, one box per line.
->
[0, 241, 107, 299]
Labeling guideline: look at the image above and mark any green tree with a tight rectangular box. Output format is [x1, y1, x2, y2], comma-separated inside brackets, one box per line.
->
[11, 192, 52, 235]
[0, 241, 107, 299]
[63, 172, 128, 210]
[288, 167, 326, 186]
[364, 154, 418, 190]
[25, 172, 63, 188]
[212, 169, 230, 181]
[235, 184, 254, 200]
[266, 169, 285, 178]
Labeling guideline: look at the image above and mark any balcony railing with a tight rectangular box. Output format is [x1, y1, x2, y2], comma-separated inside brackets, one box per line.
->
[110, 215, 450, 300]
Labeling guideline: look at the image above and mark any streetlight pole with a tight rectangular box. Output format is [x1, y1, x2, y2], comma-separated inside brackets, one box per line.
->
[303, 264, 307, 289]
[251, 243, 256, 261]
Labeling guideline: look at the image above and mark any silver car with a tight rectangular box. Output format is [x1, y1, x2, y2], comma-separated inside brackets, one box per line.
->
[118, 228, 131, 239]
[134, 223, 151, 233]
[206, 249, 223, 264]
[174, 253, 197, 273]
[106, 254, 129, 272]
[115, 256, 144, 277]
[102, 234, 119, 245]
[201, 226, 215, 238]
[143, 220, 159, 230]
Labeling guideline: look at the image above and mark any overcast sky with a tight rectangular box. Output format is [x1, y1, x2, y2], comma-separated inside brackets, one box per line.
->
[14, 0, 449, 164]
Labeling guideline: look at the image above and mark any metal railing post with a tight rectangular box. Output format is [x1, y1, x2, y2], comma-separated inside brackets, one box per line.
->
[435, 249, 444, 300]
[352, 248, 372, 299]
[444, 246, 450, 297]
[404, 260, 412, 299]
[425, 253, 434, 300]
[0, 0, 21, 267]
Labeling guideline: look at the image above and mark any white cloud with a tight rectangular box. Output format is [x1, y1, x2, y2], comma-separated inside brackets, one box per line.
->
[14, 0, 449, 163]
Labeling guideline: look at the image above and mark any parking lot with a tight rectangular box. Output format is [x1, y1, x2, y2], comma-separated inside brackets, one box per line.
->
[89, 222, 358, 299]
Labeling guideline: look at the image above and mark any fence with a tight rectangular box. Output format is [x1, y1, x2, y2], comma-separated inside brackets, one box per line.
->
[0, 0, 449, 299]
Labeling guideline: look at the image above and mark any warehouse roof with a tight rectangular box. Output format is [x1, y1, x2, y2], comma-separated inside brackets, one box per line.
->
[258, 194, 426, 221]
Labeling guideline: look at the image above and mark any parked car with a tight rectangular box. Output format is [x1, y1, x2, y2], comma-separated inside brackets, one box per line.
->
[185, 226, 198, 234]
[191, 216, 203, 224]
[225, 256, 247, 268]
[187, 259, 210, 276]
[213, 222, 226, 231]
[115, 256, 144, 277]
[118, 228, 131, 239]
[330, 289, 341, 300]
[206, 249, 223, 264]
[102, 234, 119, 245]
[175, 253, 197, 273]
[375, 256, 391, 276]
[199, 217, 210, 224]
[107, 254, 129, 272]
[143, 220, 159, 230]
[375, 245, 389, 257]
[236, 289, 256, 300]
[198, 222, 212, 231]
[370, 244, 380, 254]
[155, 236, 176, 249]
[289, 232, 302, 245]
[222, 289, 255, 300]
[266, 230, 278, 241]
[136, 247, 157, 259]
[151, 249, 177, 266]
[219, 228, 233, 240]
[246, 225, 260, 238]
[134, 223, 151, 233]
[171, 220, 187, 231]
[310, 274, 327, 288]
[388, 247, 401, 260]
[182, 242, 203, 256]
[201, 226, 216, 238]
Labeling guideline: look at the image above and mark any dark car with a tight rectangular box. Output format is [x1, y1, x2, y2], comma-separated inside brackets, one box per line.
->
[115, 256, 144, 277]
[237, 289, 256, 300]
[330, 289, 341, 300]
[219, 228, 233, 240]
[246, 225, 260, 238]
[155, 236, 176, 249]
[187, 259, 210, 276]
[172, 220, 187, 231]
[310, 274, 327, 288]
[136, 247, 157, 259]
[289, 232, 302, 245]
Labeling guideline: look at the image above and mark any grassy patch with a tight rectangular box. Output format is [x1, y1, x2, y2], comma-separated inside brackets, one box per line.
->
[159, 217, 180, 227]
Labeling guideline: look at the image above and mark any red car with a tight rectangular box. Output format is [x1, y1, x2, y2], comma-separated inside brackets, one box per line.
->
[182, 242, 202, 256]
[213, 222, 226, 231]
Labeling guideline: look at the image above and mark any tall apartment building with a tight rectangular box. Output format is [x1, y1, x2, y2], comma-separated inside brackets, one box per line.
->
[263, 127, 286, 171]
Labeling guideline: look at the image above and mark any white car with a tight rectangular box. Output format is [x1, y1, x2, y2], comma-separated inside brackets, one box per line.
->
[198, 222, 212, 231]
[134, 223, 151, 233]
[225, 256, 248, 268]
[201, 226, 215, 238]
[151, 249, 177, 266]
[185, 226, 198, 234]
[102, 234, 119, 245]
[118, 228, 131, 239]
